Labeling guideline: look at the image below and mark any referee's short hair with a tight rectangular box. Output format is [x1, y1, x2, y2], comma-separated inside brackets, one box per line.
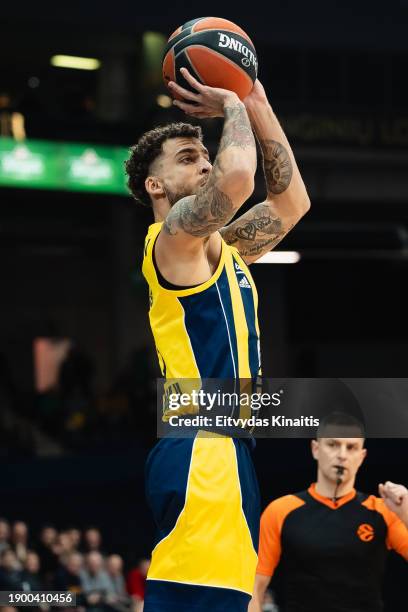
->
[316, 411, 366, 440]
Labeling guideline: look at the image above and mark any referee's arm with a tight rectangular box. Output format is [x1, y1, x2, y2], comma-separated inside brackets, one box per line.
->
[248, 574, 272, 612]
[248, 498, 286, 611]
[379, 481, 408, 529]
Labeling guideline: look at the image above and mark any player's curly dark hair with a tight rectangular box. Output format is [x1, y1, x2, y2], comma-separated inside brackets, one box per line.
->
[125, 122, 203, 207]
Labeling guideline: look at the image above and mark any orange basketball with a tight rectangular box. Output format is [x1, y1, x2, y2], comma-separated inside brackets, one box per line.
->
[162, 17, 258, 101]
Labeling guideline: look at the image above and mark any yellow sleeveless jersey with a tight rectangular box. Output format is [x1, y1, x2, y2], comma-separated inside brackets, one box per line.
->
[142, 222, 261, 417]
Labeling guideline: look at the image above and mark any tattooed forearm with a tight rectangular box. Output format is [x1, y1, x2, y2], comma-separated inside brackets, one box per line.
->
[238, 235, 284, 256]
[221, 203, 283, 243]
[218, 102, 256, 152]
[233, 214, 282, 241]
[260, 140, 293, 195]
[163, 180, 234, 237]
[221, 202, 294, 259]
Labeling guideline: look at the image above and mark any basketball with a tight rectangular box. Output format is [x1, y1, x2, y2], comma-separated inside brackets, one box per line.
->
[162, 17, 258, 101]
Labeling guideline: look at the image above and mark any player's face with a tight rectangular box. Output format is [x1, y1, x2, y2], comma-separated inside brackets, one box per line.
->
[155, 137, 212, 205]
[312, 437, 367, 485]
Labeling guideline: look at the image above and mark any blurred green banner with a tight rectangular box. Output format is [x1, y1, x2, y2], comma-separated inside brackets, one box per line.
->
[0, 137, 129, 195]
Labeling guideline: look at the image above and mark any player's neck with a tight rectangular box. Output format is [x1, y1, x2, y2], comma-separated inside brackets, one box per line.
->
[315, 476, 356, 499]
[152, 199, 171, 222]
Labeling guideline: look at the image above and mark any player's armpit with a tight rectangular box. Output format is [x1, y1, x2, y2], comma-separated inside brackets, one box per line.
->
[220, 200, 306, 264]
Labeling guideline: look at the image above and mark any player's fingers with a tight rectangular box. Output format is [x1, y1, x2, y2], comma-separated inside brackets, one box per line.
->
[173, 102, 211, 119]
[190, 112, 216, 119]
[173, 100, 200, 114]
[180, 67, 205, 92]
[168, 81, 200, 102]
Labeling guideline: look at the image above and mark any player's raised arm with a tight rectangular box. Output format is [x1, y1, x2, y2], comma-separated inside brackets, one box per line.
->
[159, 67, 257, 252]
[220, 80, 311, 264]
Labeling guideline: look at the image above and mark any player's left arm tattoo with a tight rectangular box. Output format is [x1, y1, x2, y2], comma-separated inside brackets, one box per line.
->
[260, 139, 293, 196]
[220, 202, 294, 263]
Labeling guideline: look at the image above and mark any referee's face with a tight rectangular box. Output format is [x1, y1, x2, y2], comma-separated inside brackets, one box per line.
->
[312, 437, 367, 486]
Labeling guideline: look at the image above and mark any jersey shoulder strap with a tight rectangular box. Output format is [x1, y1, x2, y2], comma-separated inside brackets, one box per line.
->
[142, 222, 162, 288]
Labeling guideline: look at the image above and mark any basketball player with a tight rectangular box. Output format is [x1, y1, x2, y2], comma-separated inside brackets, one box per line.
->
[249, 413, 408, 612]
[125, 67, 310, 611]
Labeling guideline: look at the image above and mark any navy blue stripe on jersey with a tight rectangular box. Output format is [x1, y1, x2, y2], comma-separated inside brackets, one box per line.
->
[144, 580, 251, 612]
[233, 438, 261, 552]
[145, 437, 194, 544]
[178, 268, 238, 378]
[233, 257, 260, 378]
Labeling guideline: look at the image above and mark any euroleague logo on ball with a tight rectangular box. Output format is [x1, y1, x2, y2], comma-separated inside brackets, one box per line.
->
[217, 33, 258, 72]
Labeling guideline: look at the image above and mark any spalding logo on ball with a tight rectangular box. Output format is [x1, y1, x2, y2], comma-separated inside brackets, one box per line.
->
[163, 17, 258, 100]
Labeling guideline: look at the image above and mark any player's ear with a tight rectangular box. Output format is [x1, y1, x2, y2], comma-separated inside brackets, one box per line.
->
[311, 439, 319, 460]
[145, 176, 164, 198]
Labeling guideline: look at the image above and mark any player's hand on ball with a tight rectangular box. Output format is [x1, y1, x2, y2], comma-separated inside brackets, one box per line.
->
[168, 67, 239, 119]
[379, 481, 408, 519]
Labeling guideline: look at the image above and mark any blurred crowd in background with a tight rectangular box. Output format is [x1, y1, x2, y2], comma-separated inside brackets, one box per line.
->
[0, 519, 279, 611]
[0, 518, 149, 612]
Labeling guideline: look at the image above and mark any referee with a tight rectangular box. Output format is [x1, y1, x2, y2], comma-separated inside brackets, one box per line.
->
[249, 413, 408, 612]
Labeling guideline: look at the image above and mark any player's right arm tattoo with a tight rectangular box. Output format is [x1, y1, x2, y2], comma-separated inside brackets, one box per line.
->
[164, 101, 256, 238]
[219, 102, 256, 151]
[163, 182, 234, 237]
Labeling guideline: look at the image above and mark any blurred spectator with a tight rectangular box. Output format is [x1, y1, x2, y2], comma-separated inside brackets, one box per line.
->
[0, 549, 22, 590]
[20, 551, 43, 591]
[126, 558, 150, 604]
[80, 551, 114, 611]
[83, 527, 104, 555]
[11, 521, 29, 565]
[106, 555, 127, 597]
[54, 531, 76, 561]
[35, 525, 59, 584]
[38, 526, 57, 549]
[105, 555, 131, 611]
[54, 551, 85, 607]
[0, 519, 10, 555]
[66, 528, 81, 551]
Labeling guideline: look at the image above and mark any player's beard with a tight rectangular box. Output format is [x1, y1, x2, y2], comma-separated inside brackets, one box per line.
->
[164, 184, 195, 207]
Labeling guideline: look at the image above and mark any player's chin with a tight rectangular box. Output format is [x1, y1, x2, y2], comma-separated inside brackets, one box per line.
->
[198, 178, 209, 190]
[168, 186, 195, 206]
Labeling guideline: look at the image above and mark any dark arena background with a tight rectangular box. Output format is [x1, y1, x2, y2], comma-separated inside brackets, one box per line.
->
[1, 2, 407, 611]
